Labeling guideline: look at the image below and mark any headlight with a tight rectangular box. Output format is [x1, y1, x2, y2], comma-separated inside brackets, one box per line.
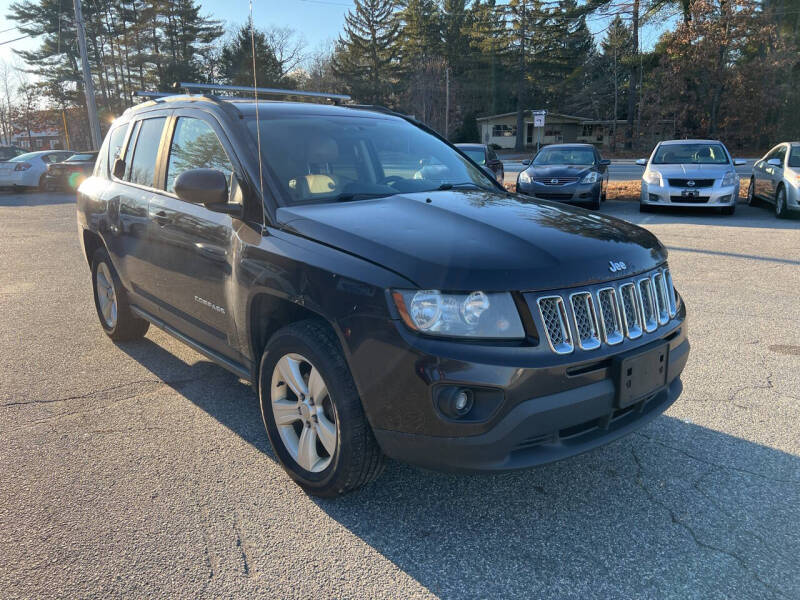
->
[392, 290, 525, 339]
[721, 171, 738, 186]
[518, 170, 531, 184]
[643, 170, 662, 186]
[581, 171, 600, 184]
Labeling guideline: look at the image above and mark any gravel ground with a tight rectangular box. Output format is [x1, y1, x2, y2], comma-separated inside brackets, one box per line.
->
[1, 191, 798, 599]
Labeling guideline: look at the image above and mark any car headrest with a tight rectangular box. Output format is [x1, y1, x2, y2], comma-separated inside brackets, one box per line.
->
[307, 135, 339, 164]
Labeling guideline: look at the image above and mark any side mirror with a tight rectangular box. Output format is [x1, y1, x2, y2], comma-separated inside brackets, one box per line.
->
[521, 159, 531, 166]
[635, 158, 647, 166]
[174, 168, 242, 216]
[599, 159, 611, 166]
[112, 157, 125, 179]
[766, 158, 781, 167]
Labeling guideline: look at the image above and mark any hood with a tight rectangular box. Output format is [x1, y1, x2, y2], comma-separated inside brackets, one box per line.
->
[276, 191, 666, 292]
[652, 163, 732, 177]
[526, 164, 594, 178]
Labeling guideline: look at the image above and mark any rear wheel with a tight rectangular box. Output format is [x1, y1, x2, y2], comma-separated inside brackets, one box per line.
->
[259, 320, 385, 497]
[775, 186, 788, 219]
[91, 248, 149, 341]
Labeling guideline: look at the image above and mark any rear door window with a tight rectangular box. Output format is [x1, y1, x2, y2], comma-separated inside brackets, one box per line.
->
[165, 117, 233, 194]
[126, 117, 166, 187]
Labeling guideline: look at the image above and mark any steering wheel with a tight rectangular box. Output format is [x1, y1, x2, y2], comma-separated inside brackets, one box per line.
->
[381, 175, 406, 187]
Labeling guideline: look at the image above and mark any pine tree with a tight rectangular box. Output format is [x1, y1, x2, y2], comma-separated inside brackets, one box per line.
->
[332, 0, 400, 105]
[218, 21, 284, 87]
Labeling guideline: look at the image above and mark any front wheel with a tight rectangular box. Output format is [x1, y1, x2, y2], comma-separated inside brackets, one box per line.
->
[747, 178, 756, 205]
[259, 320, 385, 497]
[775, 186, 788, 219]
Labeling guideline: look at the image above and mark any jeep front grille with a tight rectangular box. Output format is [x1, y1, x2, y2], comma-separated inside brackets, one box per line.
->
[537, 296, 573, 354]
[569, 292, 601, 350]
[532, 266, 676, 354]
[618, 282, 643, 339]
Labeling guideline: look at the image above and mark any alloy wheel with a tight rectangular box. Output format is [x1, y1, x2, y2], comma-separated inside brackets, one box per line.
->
[747, 179, 754, 205]
[270, 353, 338, 473]
[776, 188, 786, 217]
[95, 263, 118, 328]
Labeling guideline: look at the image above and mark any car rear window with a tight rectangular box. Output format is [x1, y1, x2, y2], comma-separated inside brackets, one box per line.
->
[66, 153, 96, 162]
[461, 148, 486, 165]
[126, 117, 166, 187]
[652, 143, 729, 164]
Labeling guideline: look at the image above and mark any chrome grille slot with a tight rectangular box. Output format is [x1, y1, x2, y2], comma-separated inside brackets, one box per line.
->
[652, 272, 669, 325]
[618, 282, 643, 339]
[569, 292, 601, 350]
[537, 296, 573, 354]
[597, 288, 623, 345]
[664, 268, 677, 317]
[638, 278, 658, 332]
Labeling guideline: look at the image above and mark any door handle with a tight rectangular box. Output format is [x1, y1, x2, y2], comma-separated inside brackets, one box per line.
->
[153, 210, 170, 226]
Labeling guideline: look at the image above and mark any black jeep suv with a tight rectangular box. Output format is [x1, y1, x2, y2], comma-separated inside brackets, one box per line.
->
[77, 90, 689, 496]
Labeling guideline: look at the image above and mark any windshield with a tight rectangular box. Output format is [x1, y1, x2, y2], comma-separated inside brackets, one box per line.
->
[10, 152, 41, 162]
[652, 143, 729, 164]
[533, 147, 595, 166]
[66, 153, 96, 162]
[460, 148, 486, 165]
[789, 146, 800, 168]
[246, 114, 496, 205]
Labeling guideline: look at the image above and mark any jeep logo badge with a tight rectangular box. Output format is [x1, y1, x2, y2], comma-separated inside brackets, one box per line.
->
[609, 260, 627, 273]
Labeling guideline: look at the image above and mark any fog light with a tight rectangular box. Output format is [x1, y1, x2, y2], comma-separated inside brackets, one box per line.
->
[648, 194, 659, 202]
[439, 388, 474, 418]
[719, 194, 732, 203]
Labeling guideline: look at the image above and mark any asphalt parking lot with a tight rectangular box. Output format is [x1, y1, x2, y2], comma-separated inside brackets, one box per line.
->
[1, 190, 799, 599]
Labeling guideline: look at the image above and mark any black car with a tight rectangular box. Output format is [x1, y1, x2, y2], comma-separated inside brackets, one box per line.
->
[517, 143, 610, 210]
[45, 151, 98, 190]
[455, 143, 504, 183]
[76, 86, 689, 496]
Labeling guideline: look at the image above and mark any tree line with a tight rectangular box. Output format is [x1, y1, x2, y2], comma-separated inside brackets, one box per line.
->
[4, 0, 799, 152]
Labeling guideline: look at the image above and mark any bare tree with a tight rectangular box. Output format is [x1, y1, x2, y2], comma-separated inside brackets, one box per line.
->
[264, 26, 307, 79]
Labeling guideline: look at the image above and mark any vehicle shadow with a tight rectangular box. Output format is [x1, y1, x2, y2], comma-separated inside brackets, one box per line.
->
[117, 336, 799, 599]
[0, 190, 77, 207]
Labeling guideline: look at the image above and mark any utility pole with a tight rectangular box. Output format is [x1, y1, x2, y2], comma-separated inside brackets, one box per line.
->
[73, 0, 102, 150]
[445, 66, 450, 140]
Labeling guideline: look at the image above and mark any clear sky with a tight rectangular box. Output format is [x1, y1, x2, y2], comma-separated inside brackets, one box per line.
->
[0, 0, 671, 71]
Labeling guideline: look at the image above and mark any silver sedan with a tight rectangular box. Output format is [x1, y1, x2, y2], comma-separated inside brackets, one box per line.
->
[746, 142, 800, 218]
[637, 139, 746, 215]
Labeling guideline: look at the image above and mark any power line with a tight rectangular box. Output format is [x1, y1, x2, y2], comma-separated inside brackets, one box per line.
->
[0, 34, 32, 46]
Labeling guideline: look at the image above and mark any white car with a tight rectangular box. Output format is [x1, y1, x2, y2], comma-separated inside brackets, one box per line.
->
[637, 140, 746, 215]
[0, 150, 74, 190]
[746, 142, 800, 218]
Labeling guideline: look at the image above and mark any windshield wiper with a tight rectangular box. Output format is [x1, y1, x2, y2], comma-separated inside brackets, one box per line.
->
[435, 182, 487, 191]
[331, 192, 392, 203]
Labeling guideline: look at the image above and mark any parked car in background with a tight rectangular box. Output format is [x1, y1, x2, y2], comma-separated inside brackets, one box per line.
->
[516, 143, 609, 210]
[0, 150, 74, 190]
[0, 146, 24, 161]
[45, 151, 99, 191]
[637, 140, 746, 215]
[455, 143, 504, 183]
[746, 142, 800, 218]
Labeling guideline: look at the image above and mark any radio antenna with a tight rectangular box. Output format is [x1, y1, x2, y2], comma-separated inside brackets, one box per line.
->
[250, 0, 266, 227]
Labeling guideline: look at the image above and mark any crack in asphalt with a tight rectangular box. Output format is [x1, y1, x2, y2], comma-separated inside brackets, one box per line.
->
[232, 511, 252, 577]
[630, 449, 790, 600]
[635, 432, 800, 485]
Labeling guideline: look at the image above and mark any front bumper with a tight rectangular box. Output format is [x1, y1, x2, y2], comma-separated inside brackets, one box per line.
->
[342, 296, 688, 473]
[641, 181, 739, 207]
[517, 180, 601, 205]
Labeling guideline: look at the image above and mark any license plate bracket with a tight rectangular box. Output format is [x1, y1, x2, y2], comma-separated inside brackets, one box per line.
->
[681, 189, 699, 198]
[613, 342, 669, 408]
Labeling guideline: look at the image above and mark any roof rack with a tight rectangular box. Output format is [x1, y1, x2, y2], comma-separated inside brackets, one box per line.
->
[175, 82, 351, 105]
[133, 91, 172, 99]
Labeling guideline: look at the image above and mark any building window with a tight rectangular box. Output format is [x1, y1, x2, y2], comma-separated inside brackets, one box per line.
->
[492, 124, 516, 137]
[581, 125, 594, 137]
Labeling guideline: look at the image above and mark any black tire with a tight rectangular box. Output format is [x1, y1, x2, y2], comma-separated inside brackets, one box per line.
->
[91, 248, 150, 341]
[746, 178, 757, 206]
[775, 186, 788, 219]
[588, 192, 601, 210]
[259, 320, 385, 497]
[721, 203, 735, 215]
